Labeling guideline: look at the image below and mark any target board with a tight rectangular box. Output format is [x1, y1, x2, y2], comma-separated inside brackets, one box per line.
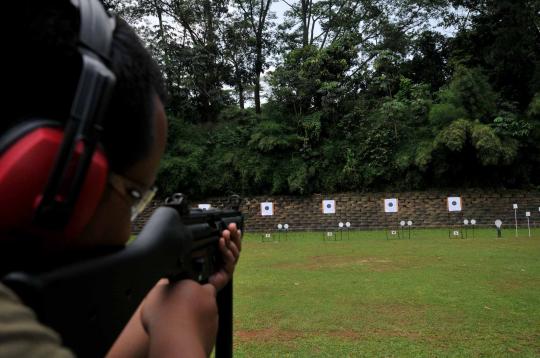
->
[322, 200, 336, 214]
[384, 198, 398, 213]
[447, 197, 462, 212]
[261, 202, 274, 216]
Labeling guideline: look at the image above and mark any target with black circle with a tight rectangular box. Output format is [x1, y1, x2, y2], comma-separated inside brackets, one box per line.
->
[261, 202, 273, 216]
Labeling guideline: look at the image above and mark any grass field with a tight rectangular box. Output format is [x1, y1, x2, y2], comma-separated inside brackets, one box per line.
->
[233, 228, 540, 357]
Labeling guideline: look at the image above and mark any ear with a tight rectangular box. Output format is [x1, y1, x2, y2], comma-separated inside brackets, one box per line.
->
[0, 123, 108, 243]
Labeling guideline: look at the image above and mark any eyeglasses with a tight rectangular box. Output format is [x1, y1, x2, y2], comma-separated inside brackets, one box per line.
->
[108, 172, 157, 222]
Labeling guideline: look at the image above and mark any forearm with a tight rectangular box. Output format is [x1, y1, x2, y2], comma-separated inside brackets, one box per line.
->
[106, 305, 149, 358]
[147, 324, 208, 358]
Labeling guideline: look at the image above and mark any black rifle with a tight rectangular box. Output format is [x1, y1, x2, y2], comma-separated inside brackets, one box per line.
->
[2, 194, 244, 358]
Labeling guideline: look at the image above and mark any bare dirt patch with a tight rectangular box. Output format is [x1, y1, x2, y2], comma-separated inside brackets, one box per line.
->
[490, 277, 540, 293]
[327, 327, 423, 341]
[274, 256, 396, 271]
[273, 255, 438, 272]
[236, 327, 306, 343]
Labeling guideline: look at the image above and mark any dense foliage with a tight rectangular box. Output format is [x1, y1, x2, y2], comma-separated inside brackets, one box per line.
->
[105, 0, 540, 198]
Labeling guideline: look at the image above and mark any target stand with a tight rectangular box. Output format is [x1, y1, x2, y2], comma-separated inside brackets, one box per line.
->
[384, 198, 402, 240]
[448, 213, 465, 239]
[447, 196, 465, 239]
[385, 215, 402, 240]
[387, 227, 401, 240]
[323, 230, 341, 241]
[261, 232, 275, 242]
[337, 221, 352, 240]
[460, 218, 476, 239]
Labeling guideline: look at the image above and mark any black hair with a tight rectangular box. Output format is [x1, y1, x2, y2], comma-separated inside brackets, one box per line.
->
[3, 0, 166, 173]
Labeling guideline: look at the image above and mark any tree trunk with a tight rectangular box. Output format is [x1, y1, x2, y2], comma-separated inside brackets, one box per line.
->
[301, 0, 309, 47]
[254, 70, 261, 114]
[235, 63, 245, 109]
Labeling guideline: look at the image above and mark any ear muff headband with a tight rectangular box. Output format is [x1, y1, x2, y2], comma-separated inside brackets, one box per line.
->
[34, 0, 116, 231]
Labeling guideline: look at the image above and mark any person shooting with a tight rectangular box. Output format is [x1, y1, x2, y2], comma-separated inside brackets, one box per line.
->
[0, 0, 242, 356]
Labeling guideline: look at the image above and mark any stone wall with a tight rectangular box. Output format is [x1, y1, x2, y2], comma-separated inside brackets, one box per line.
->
[132, 190, 540, 233]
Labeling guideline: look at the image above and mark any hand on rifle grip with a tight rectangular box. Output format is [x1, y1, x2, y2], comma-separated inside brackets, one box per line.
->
[209, 223, 242, 291]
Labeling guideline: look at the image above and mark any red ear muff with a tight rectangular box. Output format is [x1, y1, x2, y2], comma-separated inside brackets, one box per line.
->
[0, 123, 108, 242]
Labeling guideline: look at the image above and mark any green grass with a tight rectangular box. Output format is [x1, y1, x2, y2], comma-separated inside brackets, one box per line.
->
[233, 228, 540, 357]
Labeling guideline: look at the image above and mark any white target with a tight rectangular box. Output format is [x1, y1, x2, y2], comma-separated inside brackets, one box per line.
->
[447, 197, 462, 212]
[513, 204, 518, 209]
[453, 230, 460, 236]
[322, 200, 335, 214]
[261, 202, 273, 216]
[384, 198, 398, 213]
[198, 204, 211, 210]
[526, 211, 531, 217]
[391, 230, 397, 235]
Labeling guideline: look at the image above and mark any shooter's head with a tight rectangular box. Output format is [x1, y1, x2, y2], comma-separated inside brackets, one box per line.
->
[0, 0, 168, 260]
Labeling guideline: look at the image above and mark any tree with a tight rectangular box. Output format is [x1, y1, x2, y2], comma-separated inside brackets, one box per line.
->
[222, 14, 253, 109]
[109, 0, 234, 122]
[232, 0, 275, 113]
[450, 0, 540, 109]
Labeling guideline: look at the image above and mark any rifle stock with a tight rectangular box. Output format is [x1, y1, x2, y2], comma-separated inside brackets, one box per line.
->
[2, 195, 244, 358]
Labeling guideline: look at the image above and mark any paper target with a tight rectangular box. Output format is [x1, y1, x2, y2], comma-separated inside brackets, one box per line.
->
[526, 211, 531, 217]
[495, 220, 502, 228]
[198, 204, 211, 210]
[447, 197, 462, 212]
[513, 204, 518, 209]
[261, 202, 273, 216]
[453, 230, 460, 236]
[326, 232, 334, 237]
[322, 200, 336, 214]
[391, 230, 397, 235]
[384, 198, 398, 213]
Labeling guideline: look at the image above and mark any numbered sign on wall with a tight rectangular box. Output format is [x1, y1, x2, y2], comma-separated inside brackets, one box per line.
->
[261, 202, 274, 216]
[384, 198, 398, 213]
[447, 197, 462, 212]
[322, 200, 336, 214]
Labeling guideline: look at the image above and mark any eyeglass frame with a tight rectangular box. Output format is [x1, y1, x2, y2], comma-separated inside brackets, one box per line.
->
[108, 172, 157, 222]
